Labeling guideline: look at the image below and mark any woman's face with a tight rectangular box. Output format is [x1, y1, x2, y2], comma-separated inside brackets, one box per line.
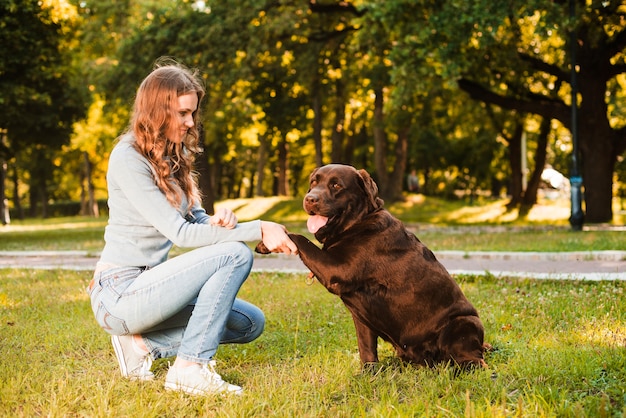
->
[169, 92, 198, 143]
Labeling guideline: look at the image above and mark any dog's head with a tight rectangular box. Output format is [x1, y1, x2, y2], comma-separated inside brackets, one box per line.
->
[304, 164, 384, 243]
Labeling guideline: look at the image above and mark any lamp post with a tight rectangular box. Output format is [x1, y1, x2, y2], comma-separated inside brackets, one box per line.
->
[569, 0, 584, 230]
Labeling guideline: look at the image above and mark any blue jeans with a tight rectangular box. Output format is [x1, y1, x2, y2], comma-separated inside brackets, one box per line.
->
[88, 242, 264, 364]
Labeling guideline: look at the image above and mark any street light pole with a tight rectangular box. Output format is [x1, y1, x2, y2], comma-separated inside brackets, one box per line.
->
[569, 0, 584, 230]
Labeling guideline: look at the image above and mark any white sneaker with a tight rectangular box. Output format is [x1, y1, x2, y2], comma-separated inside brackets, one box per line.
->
[164, 360, 243, 396]
[111, 335, 154, 381]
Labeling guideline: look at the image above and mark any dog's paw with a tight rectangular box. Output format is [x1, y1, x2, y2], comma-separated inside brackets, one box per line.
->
[254, 241, 271, 254]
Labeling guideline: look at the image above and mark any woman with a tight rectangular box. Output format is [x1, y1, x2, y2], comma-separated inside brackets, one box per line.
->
[87, 61, 298, 396]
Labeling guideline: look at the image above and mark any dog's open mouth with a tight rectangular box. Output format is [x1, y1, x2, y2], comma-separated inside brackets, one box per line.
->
[307, 214, 329, 234]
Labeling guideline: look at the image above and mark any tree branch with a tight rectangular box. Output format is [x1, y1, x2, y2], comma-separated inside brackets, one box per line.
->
[309, 1, 367, 17]
[308, 26, 358, 42]
[457, 78, 570, 128]
[518, 52, 569, 81]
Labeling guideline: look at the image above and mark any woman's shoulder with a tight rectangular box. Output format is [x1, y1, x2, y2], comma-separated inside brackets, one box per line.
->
[109, 134, 149, 173]
[111, 134, 141, 159]
[112, 133, 135, 150]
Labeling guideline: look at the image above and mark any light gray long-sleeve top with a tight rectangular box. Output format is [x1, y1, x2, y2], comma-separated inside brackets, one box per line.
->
[98, 134, 262, 267]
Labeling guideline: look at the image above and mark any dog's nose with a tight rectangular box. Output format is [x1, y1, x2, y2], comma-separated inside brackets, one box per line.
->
[305, 194, 319, 204]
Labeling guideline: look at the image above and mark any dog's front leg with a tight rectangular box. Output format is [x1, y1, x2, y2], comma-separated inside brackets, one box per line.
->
[350, 312, 379, 365]
[287, 234, 348, 295]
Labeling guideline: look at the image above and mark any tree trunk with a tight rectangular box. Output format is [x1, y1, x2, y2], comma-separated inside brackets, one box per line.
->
[352, 125, 368, 169]
[330, 78, 346, 163]
[522, 117, 550, 208]
[87, 158, 99, 217]
[579, 125, 615, 223]
[11, 168, 23, 220]
[80, 156, 87, 216]
[80, 152, 99, 217]
[507, 122, 524, 207]
[28, 150, 49, 218]
[343, 126, 356, 165]
[0, 159, 9, 225]
[387, 125, 410, 202]
[576, 65, 619, 223]
[29, 180, 48, 218]
[312, 86, 324, 168]
[372, 86, 388, 192]
[255, 135, 269, 197]
[277, 137, 289, 196]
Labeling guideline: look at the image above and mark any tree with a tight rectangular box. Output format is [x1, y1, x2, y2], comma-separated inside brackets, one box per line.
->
[428, 0, 626, 223]
[61, 95, 122, 216]
[0, 0, 88, 217]
[61, 0, 626, 223]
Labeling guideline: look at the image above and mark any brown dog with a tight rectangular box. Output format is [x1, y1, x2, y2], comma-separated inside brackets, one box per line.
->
[257, 164, 487, 369]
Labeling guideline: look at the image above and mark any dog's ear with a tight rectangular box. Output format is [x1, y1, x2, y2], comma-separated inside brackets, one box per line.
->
[357, 169, 384, 210]
[309, 167, 320, 180]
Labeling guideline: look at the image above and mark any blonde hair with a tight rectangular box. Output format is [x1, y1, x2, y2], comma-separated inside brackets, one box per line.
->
[128, 61, 205, 212]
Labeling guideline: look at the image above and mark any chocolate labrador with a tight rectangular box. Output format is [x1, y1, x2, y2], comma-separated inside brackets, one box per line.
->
[257, 164, 487, 369]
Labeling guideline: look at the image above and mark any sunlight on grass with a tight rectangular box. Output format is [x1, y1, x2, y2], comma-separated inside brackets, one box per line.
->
[437, 200, 517, 224]
[0, 293, 18, 309]
[526, 199, 572, 223]
[424, 197, 571, 224]
[216, 197, 292, 221]
[337, 193, 574, 225]
[578, 323, 626, 348]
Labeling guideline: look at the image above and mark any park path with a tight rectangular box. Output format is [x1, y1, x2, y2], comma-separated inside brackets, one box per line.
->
[0, 250, 623, 280]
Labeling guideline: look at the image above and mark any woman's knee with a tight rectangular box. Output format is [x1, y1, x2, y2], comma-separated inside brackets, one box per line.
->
[219, 241, 254, 268]
[228, 299, 265, 342]
[250, 307, 265, 340]
[241, 300, 265, 337]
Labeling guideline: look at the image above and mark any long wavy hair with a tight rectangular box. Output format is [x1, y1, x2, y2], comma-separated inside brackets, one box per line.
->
[127, 61, 205, 213]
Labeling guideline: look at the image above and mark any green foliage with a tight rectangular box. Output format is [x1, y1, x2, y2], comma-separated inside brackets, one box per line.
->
[0, 269, 624, 416]
[0, 0, 88, 153]
[3, 0, 626, 222]
[0, 0, 90, 217]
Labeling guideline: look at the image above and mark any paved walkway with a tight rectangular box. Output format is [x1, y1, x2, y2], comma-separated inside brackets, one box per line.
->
[0, 250, 624, 281]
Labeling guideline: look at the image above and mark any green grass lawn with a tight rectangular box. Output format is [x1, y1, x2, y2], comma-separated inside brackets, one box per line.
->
[0, 196, 625, 416]
[0, 269, 624, 417]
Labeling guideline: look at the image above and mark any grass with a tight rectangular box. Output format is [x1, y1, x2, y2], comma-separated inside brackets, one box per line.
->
[0, 269, 625, 417]
[0, 195, 625, 416]
[0, 195, 624, 252]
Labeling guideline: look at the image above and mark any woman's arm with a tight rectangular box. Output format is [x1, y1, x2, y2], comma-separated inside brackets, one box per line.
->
[108, 145, 261, 247]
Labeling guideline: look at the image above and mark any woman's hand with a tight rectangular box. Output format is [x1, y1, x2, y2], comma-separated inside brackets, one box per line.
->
[209, 208, 238, 229]
[260, 221, 298, 255]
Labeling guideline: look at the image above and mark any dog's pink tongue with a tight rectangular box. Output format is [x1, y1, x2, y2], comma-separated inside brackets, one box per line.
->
[307, 215, 328, 234]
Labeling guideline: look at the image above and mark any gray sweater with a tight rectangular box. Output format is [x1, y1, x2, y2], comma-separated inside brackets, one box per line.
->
[98, 134, 262, 267]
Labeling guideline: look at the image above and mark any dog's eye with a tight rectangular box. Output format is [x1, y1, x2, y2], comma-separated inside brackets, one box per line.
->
[330, 182, 341, 190]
